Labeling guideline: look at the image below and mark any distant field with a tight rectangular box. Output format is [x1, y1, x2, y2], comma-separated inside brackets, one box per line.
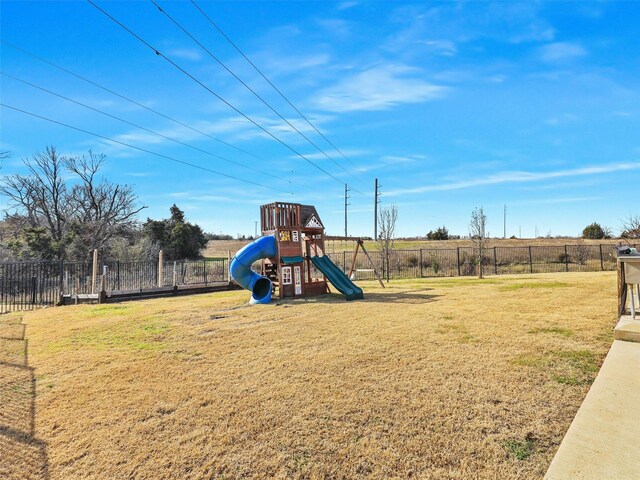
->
[204, 237, 622, 257]
[3, 272, 617, 479]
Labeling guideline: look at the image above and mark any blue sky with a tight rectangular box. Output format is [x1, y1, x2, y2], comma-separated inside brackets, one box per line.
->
[1, 1, 639, 238]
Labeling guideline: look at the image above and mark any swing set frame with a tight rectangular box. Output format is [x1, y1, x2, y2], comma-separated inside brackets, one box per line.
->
[325, 236, 385, 288]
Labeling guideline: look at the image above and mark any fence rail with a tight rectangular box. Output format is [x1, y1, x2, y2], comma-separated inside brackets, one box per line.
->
[0, 257, 228, 314]
[0, 243, 635, 313]
[327, 243, 635, 281]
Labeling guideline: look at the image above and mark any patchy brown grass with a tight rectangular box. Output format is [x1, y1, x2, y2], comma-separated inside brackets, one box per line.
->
[1, 272, 617, 479]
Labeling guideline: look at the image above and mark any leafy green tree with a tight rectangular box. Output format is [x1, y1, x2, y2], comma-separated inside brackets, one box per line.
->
[427, 226, 449, 240]
[142, 205, 207, 259]
[582, 222, 606, 239]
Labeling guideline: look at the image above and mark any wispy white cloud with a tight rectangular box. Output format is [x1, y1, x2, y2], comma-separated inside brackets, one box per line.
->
[353, 154, 428, 173]
[291, 148, 370, 162]
[381, 154, 427, 164]
[383, 2, 554, 55]
[313, 64, 448, 112]
[316, 18, 351, 38]
[386, 162, 640, 196]
[545, 113, 579, 126]
[538, 42, 587, 63]
[166, 48, 202, 62]
[488, 74, 507, 83]
[422, 40, 457, 56]
[337, 1, 358, 11]
[510, 196, 602, 206]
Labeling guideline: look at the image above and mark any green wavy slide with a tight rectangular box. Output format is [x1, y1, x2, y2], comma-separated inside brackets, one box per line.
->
[311, 255, 364, 301]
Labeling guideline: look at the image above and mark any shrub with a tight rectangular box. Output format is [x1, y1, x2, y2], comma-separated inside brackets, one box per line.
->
[582, 222, 606, 239]
[427, 226, 449, 240]
[429, 253, 441, 274]
[575, 244, 589, 265]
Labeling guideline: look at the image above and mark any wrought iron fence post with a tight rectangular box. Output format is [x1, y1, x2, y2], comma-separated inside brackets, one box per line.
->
[204, 259, 208, 286]
[599, 244, 604, 271]
[1, 265, 5, 313]
[173, 261, 177, 287]
[31, 276, 37, 305]
[419, 249, 424, 278]
[529, 246, 533, 274]
[158, 250, 164, 288]
[456, 247, 461, 277]
[117, 261, 120, 291]
[564, 245, 569, 272]
[91, 249, 98, 294]
[493, 247, 498, 275]
[58, 259, 64, 295]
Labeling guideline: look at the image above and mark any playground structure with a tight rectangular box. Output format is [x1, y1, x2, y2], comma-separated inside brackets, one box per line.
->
[230, 202, 381, 304]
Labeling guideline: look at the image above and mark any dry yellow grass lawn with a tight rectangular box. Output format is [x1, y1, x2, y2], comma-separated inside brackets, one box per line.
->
[1, 272, 617, 479]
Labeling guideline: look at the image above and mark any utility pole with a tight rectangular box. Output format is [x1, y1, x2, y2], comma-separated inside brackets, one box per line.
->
[344, 183, 350, 237]
[374, 178, 382, 240]
[503, 204, 507, 239]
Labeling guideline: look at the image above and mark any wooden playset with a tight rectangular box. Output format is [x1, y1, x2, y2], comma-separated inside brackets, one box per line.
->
[259, 202, 330, 299]
[231, 201, 381, 302]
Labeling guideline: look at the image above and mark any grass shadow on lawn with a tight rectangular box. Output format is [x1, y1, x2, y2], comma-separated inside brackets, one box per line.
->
[0, 318, 49, 480]
[361, 288, 441, 304]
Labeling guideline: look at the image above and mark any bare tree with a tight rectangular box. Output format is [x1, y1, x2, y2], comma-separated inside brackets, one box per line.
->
[621, 214, 640, 239]
[65, 151, 145, 257]
[469, 206, 488, 279]
[377, 204, 398, 282]
[0, 146, 145, 260]
[0, 146, 69, 257]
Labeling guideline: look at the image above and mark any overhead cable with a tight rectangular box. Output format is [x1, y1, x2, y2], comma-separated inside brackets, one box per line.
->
[152, 0, 358, 188]
[1, 103, 289, 194]
[87, 0, 347, 188]
[1, 71, 285, 182]
[0, 40, 270, 164]
[191, 0, 360, 171]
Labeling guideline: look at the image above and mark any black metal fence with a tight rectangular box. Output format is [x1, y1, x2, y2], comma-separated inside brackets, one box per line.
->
[0, 262, 62, 313]
[328, 243, 635, 281]
[0, 258, 228, 313]
[0, 244, 635, 313]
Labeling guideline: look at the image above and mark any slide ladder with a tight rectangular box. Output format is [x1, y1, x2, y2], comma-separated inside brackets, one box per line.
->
[311, 255, 364, 301]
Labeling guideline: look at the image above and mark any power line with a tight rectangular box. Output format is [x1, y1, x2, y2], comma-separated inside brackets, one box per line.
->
[1, 103, 287, 193]
[151, 0, 362, 193]
[191, 0, 360, 172]
[87, 0, 347, 189]
[0, 40, 271, 166]
[1, 71, 289, 183]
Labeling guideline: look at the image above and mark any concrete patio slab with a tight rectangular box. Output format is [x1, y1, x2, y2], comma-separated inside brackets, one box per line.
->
[545, 340, 640, 479]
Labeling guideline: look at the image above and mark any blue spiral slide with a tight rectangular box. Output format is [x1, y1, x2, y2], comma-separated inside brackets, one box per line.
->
[229, 235, 277, 304]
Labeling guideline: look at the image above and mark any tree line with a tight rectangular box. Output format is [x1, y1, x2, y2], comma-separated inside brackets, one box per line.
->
[0, 147, 210, 262]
